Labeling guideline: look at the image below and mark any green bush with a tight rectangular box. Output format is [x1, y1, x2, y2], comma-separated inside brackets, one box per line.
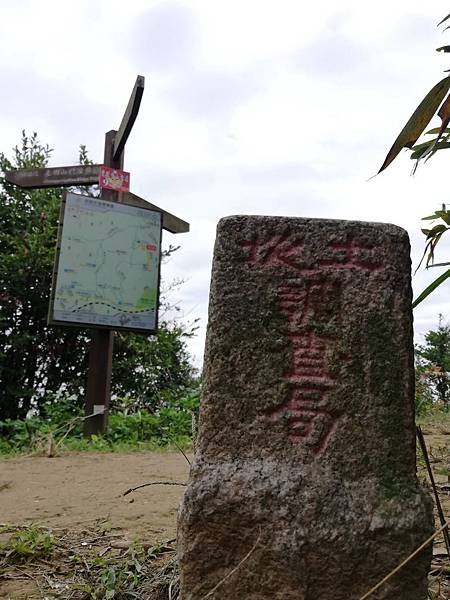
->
[0, 388, 199, 456]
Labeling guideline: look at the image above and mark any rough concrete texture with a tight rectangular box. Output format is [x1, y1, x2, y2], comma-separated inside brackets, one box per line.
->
[178, 216, 433, 600]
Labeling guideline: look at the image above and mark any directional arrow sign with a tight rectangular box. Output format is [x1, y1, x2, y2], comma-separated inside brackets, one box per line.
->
[5, 164, 101, 189]
[125, 192, 189, 234]
[113, 75, 145, 161]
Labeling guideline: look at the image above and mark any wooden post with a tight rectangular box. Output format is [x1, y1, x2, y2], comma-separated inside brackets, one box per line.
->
[83, 130, 124, 437]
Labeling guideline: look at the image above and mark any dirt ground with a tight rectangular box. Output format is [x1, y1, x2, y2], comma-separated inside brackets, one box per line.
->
[1, 425, 450, 598]
[0, 451, 190, 543]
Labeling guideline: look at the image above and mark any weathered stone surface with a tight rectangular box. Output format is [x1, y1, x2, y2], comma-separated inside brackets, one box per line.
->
[178, 216, 433, 600]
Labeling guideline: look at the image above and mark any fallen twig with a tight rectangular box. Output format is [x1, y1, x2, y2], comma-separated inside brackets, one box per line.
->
[123, 481, 187, 496]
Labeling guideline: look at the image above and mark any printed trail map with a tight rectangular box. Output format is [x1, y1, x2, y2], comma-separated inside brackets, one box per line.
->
[49, 192, 161, 331]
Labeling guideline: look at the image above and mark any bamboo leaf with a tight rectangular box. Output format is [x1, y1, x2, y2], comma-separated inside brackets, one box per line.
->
[435, 210, 450, 226]
[426, 230, 447, 268]
[378, 76, 450, 173]
[412, 139, 439, 151]
[429, 224, 447, 235]
[428, 261, 450, 268]
[416, 237, 435, 273]
[412, 269, 450, 309]
[410, 143, 434, 161]
[425, 127, 450, 135]
[410, 140, 450, 160]
[430, 94, 450, 149]
[438, 13, 450, 27]
[436, 46, 450, 53]
[415, 225, 449, 272]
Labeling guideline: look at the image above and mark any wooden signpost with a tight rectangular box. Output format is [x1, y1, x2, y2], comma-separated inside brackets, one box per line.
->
[5, 75, 189, 437]
[113, 75, 144, 161]
[125, 192, 189, 234]
[5, 164, 101, 188]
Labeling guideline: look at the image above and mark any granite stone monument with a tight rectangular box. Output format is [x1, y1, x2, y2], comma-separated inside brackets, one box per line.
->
[178, 216, 433, 600]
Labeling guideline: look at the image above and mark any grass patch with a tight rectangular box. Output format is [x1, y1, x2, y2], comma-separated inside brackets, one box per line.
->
[0, 524, 179, 599]
[417, 405, 450, 434]
[0, 523, 56, 561]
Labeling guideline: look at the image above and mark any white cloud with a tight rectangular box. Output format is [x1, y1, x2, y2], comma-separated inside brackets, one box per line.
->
[1, 0, 450, 367]
[127, 2, 198, 73]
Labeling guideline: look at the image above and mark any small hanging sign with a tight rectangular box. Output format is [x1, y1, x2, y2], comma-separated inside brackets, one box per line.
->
[99, 166, 130, 192]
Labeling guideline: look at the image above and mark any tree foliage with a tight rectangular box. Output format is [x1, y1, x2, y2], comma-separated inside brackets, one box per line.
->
[416, 316, 450, 408]
[0, 132, 196, 421]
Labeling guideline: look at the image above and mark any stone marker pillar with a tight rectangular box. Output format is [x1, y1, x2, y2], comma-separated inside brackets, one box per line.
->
[178, 216, 433, 600]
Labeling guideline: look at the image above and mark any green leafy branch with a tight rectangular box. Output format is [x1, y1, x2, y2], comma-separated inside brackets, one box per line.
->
[378, 13, 450, 307]
[412, 206, 450, 308]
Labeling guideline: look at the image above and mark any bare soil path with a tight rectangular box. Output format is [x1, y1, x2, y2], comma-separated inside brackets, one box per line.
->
[0, 451, 190, 543]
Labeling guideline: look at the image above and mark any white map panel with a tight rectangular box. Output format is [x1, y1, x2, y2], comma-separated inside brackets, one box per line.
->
[50, 192, 161, 331]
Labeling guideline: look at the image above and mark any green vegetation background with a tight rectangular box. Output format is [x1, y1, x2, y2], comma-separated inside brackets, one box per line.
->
[0, 132, 199, 454]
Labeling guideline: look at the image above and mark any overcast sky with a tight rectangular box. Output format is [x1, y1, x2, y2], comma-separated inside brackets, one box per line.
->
[2, 0, 450, 366]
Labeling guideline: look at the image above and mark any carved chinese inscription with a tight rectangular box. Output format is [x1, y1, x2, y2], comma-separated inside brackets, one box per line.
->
[241, 234, 305, 272]
[269, 331, 337, 454]
[319, 240, 383, 272]
[283, 333, 335, 381]
[242, 235, 382, 275]
[278, 280, 340, 329]
[268, 383, 336, 451]
[242, 233, 384, 456]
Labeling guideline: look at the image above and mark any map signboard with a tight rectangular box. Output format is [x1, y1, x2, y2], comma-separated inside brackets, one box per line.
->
[49, 192, 162, 332]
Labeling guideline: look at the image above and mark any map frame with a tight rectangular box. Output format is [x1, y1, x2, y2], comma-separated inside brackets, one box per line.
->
[48, 191, 162, 334]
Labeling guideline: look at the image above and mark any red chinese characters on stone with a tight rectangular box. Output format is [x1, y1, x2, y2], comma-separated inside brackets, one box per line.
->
[241, 233, 355, 455]
[268, 332, 337, 455]
[284, 333, 335, 382]
[241, 236, 384, 274]
[319, 240, 382, 272]
[241, 235, 305, 273]
[268, 384, 336, 451]
[278, 280, 339, 328]
[269, 272, 340, 454]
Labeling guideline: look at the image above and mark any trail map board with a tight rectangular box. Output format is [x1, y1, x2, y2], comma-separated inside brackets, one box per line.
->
[6, 75, 189, 436]
[49, 192, 162, 332]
